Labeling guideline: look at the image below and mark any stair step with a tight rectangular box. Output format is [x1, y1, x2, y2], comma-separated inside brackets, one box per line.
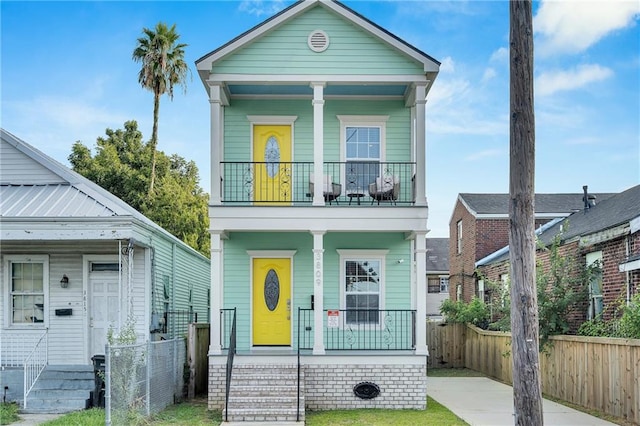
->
[33, 378, 94, 390]
[22, 397, 87, 414]
[29, 389, 93, 399]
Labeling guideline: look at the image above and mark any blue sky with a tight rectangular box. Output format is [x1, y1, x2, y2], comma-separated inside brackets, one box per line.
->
[2, 0, 638, 237]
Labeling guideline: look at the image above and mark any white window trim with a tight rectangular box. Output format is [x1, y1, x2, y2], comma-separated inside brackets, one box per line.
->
[3, 255, 50, 329]
[337, 115, 388, 164]
[456, 220, 462, 254]
[337, 249, 388, 327]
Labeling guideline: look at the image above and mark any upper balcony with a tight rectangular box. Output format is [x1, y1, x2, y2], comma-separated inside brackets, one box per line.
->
[220, 161, 416, 206]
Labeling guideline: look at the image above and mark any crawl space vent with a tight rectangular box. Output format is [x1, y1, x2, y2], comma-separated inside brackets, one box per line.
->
[308, 30, 329, 52]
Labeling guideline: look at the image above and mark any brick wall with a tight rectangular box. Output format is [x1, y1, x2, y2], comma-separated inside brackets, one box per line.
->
[305, 362, 426, 410]
[477, 230, 640, 329]
[449, 200, 477, 302]
[208, 358, 427, 411]
[207, 363, 226, 410]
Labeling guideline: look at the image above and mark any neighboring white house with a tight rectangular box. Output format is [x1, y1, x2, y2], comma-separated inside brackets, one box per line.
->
[0, 129, 210, 410]
[426, 238, 449, 318]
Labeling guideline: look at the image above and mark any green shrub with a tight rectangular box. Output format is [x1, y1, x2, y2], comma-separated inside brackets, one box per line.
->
[440, 297, 489, 328]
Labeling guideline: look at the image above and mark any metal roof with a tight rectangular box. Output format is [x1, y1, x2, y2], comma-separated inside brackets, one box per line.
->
[0, 184, 116, 217]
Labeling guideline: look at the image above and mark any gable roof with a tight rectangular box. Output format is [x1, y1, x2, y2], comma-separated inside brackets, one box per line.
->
[196, 0, 440, 82]
[476, 185, 640, 266]
[538, 185, 640, 245]
[0, 129, 205, 257]
[458, 192, 616, 217]
[426, 237, 449, 272]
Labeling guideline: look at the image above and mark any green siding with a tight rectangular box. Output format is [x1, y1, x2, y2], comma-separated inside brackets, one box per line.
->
[224, 99, 411, 163]
[223, 231, 410, 350]
[213, 7, 424, 76]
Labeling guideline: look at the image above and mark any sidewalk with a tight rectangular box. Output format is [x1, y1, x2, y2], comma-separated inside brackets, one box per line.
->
[428, 377, 616, 426]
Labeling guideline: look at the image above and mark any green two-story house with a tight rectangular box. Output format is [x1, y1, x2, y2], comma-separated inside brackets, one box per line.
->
[196, 0, 440, 421]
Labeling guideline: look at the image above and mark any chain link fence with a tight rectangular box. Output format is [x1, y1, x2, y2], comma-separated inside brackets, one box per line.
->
[105, 338, 186, 425]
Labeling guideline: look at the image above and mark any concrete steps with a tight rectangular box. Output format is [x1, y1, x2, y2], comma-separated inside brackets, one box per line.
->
[223, 364, 304, 422]
[22, 365, 95, 414]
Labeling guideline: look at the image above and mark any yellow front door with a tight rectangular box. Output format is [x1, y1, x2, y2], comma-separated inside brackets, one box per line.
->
[253, 125, 292, 204]
[253, 258, 291, 346]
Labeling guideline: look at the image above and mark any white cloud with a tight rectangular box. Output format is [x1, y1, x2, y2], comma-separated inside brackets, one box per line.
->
[439, 56, 455, 73]
[482, 68, 496, 83]
[534, 0, 640, 55]
[490, 47, 508, 63]
[536, 64, 613, 96]
[464, 149, 503, 162]
[238, 0, 287, 17]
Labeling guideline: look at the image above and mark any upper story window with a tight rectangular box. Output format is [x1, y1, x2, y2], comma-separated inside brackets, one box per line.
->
[338, 116, 388, 194]
[456, 220, 463, 254]
[4, 255, 49, 327]
[338, 249, 387, 325]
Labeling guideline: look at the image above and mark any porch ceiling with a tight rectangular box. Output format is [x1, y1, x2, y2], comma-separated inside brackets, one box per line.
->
[227, 83, 409, 97]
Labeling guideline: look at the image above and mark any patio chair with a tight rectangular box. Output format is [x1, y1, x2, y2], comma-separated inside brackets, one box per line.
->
[309, 173, 342, 204]
[368, 174, 400, 205]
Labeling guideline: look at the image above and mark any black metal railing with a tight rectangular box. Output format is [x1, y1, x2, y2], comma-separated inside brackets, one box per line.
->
[220, 308, 236, 349]
[220, 161, 416, 205]
[223, 308, 236, 422]
[297, 308, 416, 351]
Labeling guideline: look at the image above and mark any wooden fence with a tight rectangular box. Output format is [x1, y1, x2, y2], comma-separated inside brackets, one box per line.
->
[187, 323, 210, 398]
[426, 321, 640, 424]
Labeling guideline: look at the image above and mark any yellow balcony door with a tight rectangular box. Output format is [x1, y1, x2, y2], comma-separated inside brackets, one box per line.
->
[253, 125, 292, 204]
[252, 257, 291, 346]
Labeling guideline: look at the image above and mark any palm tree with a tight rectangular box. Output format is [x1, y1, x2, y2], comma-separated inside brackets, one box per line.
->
[132, 22, 189, 195]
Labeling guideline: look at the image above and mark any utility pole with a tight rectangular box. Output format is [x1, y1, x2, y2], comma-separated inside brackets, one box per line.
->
[509, 1, 543, 425]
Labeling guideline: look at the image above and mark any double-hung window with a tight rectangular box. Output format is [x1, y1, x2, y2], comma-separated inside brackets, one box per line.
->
[338, 116, 387, 194]
[5, 255, 49, 327]
[339, 250, 387, 325]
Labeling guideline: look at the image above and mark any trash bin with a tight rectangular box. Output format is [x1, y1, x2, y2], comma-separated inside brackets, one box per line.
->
[91, 355, 106, 408]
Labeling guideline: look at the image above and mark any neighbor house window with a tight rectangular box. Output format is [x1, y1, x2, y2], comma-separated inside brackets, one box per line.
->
[5, 255, 49, 327]
[500, 273, 509, 308]
[586, 251, 603, 319]
[456, 220, 462, 254]
[439, 277, 449, 293]
[338, 116, 387, 194]
[427, 277, 440, 293]
[338, 250, 387, 325]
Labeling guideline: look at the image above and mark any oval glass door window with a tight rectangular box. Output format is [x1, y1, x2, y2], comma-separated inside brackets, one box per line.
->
[264, 269, 280, 311]
[264, 136, 280, 178]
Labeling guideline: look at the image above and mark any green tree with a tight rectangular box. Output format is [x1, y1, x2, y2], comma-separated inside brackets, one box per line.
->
[69, 121, 210, 256]
[132, 22, 189, 196]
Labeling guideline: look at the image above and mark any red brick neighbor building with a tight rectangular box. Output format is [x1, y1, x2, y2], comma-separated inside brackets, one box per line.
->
[476, 184, 640, 327]
[449, 191, 615, 303]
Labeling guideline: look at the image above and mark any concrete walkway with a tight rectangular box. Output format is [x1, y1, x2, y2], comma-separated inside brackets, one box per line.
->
[9, 413, 62, 426]
[428, 376, 616, 426]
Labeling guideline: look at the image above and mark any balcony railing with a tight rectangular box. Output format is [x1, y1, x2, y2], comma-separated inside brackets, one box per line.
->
[220, 161, 416, 205]
[298, 308, 416, 351]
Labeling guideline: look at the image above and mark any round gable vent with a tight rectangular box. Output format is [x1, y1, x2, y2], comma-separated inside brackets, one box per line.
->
[308, 30, 329, 52]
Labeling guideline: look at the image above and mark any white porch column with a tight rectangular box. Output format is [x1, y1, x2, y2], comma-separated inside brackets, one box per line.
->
[209, 231, 223, 355]
[414, 231, 428, 355]
[414, 83, 427, 206]
[311, 230, 326, 354]
[209, 82, 223, 205]
[311, 83, 326, 206]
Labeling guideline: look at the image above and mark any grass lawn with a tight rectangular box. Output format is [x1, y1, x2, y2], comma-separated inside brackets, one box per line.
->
[0, 402, 20, 425]
[35, 396, 466, 426]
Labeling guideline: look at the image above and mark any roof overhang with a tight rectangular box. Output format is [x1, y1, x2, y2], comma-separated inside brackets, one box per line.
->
[196, 0, 439, 100]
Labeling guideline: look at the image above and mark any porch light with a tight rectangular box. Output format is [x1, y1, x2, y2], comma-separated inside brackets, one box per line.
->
[60, 274, 69, 288]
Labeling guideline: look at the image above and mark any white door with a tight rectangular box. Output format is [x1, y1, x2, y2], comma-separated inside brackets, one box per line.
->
[89, 265, 120, 357]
